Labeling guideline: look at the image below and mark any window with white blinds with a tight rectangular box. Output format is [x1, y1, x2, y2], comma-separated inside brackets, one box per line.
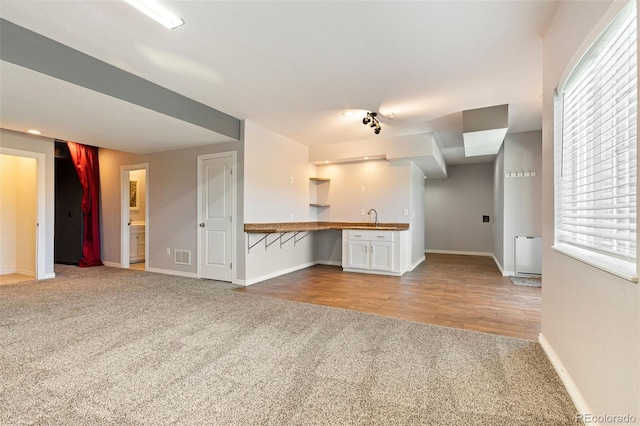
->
[556, 1, 637, 278]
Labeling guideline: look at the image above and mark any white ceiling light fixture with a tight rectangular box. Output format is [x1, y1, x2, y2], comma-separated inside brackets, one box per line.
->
[462, 104, 508, 157]
[27, 129, 42, 135]
[123, 0, 184, 29]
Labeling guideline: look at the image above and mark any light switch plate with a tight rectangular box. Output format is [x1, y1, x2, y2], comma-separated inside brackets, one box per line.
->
[360, 185, 366, 192]
[289, 176, 294, 184]
[361, 208, 365, 215]
[403, 208, 409, 216]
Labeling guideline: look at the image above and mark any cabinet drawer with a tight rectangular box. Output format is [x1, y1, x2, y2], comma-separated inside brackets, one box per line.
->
[347, 230, 394, 241]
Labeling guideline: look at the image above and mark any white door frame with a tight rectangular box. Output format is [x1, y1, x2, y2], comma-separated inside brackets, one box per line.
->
[0, 148, 46, 279]
[120, 163, 149, 269]
[197, 151, 237, 283]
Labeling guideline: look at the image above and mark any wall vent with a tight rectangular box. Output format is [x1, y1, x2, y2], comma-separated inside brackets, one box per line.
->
[174, 250, 191, 265]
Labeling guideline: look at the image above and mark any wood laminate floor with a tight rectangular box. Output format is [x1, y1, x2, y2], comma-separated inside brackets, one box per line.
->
[0, 273, 34, 285]
[129, 262, 146, 271]
[234, 253, 541, 340]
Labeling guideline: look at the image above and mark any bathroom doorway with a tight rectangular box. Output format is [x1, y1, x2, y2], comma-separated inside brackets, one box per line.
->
[120, 164, 149, 270]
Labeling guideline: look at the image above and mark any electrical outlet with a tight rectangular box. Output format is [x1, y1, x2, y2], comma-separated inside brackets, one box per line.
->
[360, 208, 365, 216]
[166, 248, 170, 256]
[290, 213, 294, 220]
[360, 185, 366, 192]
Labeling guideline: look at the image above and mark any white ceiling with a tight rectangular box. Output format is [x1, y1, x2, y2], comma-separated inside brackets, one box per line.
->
[0, 0, 557, 163]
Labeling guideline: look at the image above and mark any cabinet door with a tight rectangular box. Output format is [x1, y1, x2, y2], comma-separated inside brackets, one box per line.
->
[348, 241, 370, 269]
[370, 241, 393, 271]
[129, 231, 139, 260]
[138, 232, 146, 257]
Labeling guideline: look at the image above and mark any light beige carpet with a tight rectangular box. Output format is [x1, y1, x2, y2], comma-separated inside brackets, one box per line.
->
[0, 265, 577, 425]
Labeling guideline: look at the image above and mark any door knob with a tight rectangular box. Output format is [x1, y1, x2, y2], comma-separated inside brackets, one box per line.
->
[199, 223, 205, 227]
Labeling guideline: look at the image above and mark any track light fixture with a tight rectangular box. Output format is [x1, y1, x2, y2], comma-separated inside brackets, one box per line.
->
[362, 112, 381, 134]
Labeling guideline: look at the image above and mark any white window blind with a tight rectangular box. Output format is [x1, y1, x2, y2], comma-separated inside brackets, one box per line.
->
[557, 2, 637, 268]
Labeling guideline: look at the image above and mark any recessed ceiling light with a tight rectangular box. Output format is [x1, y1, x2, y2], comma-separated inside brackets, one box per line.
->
[124, 0, 184, 29]
[324, 160, 330, 164]
[364, 157, 369, 160]
[342, 111, 355, 117]
[27, 129, 41, 135]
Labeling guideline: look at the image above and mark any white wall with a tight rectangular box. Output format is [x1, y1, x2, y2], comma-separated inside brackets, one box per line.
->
[0, 129, 55, 278]
[542, 0, 639, 419]
[410, 163, 426, 267]
[501, 131, 542, 275]
[493, 145, 505, 271]
[424, 163, 494, 254]
[244, 121, 316, 224]
[311, 159, 417, 269]
[315, 160, 412, 223]
[244, 120, 316, 284]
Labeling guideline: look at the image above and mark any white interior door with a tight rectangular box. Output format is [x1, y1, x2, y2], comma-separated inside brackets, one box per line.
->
[199, 155, 232, 281]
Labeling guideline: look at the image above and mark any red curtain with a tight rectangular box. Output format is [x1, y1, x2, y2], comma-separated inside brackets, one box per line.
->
[67, 142, 103, 267]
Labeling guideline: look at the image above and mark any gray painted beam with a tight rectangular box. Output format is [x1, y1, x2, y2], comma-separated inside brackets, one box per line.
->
[0, 18, 241, 140]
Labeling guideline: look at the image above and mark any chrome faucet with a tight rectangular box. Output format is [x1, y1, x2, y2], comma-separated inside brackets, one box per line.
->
[368, 209, 378, 227]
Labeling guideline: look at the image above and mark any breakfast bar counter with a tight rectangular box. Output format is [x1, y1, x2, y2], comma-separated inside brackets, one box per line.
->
[244, 221, 409, 233]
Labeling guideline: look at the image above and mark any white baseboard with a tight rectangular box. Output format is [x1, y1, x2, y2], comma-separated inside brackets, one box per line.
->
[233, 279, 246, 286]
[425, 249, 493, 257]
[538, 333, 591, 419]
[492, 254, 504, 273]
[342, 267, 402, 277]
[491, 255, 514, 276]
[0, 268, 17, 275]
[16, 268, 34, 276]
[314, 260, 342, 266]
[244, 261, 316, 286]
[146, 267, 197, 279]
[101, 261, 121, 268]
[42, 272, 56, 279]
[410, 256, 425, 271]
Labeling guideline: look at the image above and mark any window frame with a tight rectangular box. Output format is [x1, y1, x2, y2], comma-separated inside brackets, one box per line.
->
[552, 0, 638, 283]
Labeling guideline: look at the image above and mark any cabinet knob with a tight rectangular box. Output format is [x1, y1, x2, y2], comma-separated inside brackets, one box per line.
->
[199, 223, 205, 227]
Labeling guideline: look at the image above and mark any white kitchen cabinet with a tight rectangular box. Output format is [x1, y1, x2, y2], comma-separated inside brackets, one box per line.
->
[342, 229, 408, 276]
[129, 225, 145, 262]
[347, 240, 370, 269]
[370, 241, 393, 272]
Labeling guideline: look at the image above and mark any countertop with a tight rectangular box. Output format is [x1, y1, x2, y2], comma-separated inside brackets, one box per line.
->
[244, 221, 409, 233]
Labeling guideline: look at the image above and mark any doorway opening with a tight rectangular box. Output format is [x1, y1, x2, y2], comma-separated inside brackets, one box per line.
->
[54, 142, 83, 266]
[0, 148, 45, 283]
[120, 164, 149, 270]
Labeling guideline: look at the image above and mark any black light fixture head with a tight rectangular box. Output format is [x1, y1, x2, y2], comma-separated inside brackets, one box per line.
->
[362, 112, 381, 134]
